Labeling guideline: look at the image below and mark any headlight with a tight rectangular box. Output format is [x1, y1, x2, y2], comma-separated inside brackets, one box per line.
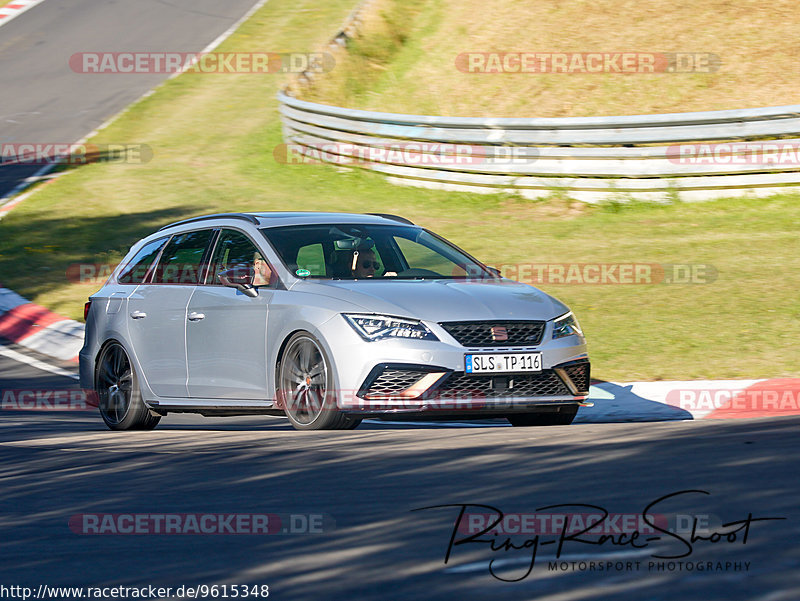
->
[552, 311, 583, 339]
[343, 314, 439, 342]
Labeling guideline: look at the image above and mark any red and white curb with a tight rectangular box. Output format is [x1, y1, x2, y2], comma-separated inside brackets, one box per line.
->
[0, 0, 48, 27]
[0, 192, 30, 218]
[0, 287, 83, 362]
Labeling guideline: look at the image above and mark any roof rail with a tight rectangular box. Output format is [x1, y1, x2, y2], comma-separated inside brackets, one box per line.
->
[158, 213, 260, 231]
[365, 213, 414, 225]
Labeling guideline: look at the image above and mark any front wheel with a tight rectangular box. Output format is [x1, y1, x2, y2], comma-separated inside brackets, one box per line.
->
[277, 332, 361, 431]
[507, 405, 578, 427]
[95, 342, 160, 431]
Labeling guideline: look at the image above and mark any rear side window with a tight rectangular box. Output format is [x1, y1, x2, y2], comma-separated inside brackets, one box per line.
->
[117, 237, 169, 284]
[151, 230, 215, 284]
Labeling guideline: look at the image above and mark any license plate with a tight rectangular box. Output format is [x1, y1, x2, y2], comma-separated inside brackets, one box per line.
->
[465, 352, 542, 374]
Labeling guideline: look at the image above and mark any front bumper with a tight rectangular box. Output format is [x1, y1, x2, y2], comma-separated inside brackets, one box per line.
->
[341, 358, 590, 415]
[320, 314, 590, 413]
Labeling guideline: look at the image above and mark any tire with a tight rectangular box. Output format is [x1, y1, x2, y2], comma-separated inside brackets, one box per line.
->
[507, 405, 578, 427]
[277, 332, 361, 431]
[95, 342, 161, 431]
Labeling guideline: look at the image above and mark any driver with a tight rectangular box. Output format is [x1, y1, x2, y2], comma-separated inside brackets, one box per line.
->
[351, 249, 380, 278]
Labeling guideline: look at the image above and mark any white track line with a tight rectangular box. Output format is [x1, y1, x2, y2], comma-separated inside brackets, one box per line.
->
[195, 0, 270, 58]
[0, 343, 79, 380]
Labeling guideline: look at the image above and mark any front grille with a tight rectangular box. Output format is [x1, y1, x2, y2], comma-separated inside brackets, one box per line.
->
[364, 369, 430, 398]
[439, 320, 546, 347]
[561, 362, 591, 394]
[434, 370, 571, 399]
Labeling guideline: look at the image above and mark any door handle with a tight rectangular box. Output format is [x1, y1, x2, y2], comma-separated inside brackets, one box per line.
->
[187, 312, 205, 322]
[129, 311, 147, 319]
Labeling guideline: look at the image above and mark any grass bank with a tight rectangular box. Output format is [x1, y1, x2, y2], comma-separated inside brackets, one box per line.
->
[297, 0, 800, 117]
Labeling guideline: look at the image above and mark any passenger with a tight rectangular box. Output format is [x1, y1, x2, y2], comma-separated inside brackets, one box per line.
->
[253, 251, 273, 286]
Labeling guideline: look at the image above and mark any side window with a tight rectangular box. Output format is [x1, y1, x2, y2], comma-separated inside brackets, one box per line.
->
[151, 229, 215, 284]
[296, 243, 326, 276]
[117, 237, 169, 284]
[208, 229, 276, 287]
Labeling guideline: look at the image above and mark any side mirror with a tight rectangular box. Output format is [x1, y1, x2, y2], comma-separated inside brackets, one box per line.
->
[487, 266, 502, 278]
[219, 266, 258, 298]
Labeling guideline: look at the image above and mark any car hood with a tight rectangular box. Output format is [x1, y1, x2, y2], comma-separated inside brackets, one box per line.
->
[293, 279, 569, 322]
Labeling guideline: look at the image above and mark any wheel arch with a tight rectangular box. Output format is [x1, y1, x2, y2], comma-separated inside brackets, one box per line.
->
[272, 327, 342, 407]
[93, 337, 154, 402]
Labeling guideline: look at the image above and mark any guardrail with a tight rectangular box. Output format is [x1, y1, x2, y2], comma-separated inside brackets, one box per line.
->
[277, 91, 800, 202]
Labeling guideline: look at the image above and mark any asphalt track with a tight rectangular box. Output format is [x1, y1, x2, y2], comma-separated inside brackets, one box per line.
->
[0, 0, 260, 198]
[0, 376, 797, 599]
[0, 349, 797, 600]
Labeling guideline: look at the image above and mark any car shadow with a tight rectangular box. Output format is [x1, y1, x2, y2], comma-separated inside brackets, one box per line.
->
[576, 379, 694, 423]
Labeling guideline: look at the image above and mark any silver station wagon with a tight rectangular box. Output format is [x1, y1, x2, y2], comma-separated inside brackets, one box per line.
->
[80, 212, 591, 430]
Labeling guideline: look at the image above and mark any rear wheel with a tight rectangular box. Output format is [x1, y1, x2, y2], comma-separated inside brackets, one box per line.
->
[95, 342, 160, 431]
[507, 405, 578, 427]
[277, 333, 361, 431]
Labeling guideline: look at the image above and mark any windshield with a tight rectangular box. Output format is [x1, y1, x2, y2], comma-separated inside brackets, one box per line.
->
[260, 224, 497, 280]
